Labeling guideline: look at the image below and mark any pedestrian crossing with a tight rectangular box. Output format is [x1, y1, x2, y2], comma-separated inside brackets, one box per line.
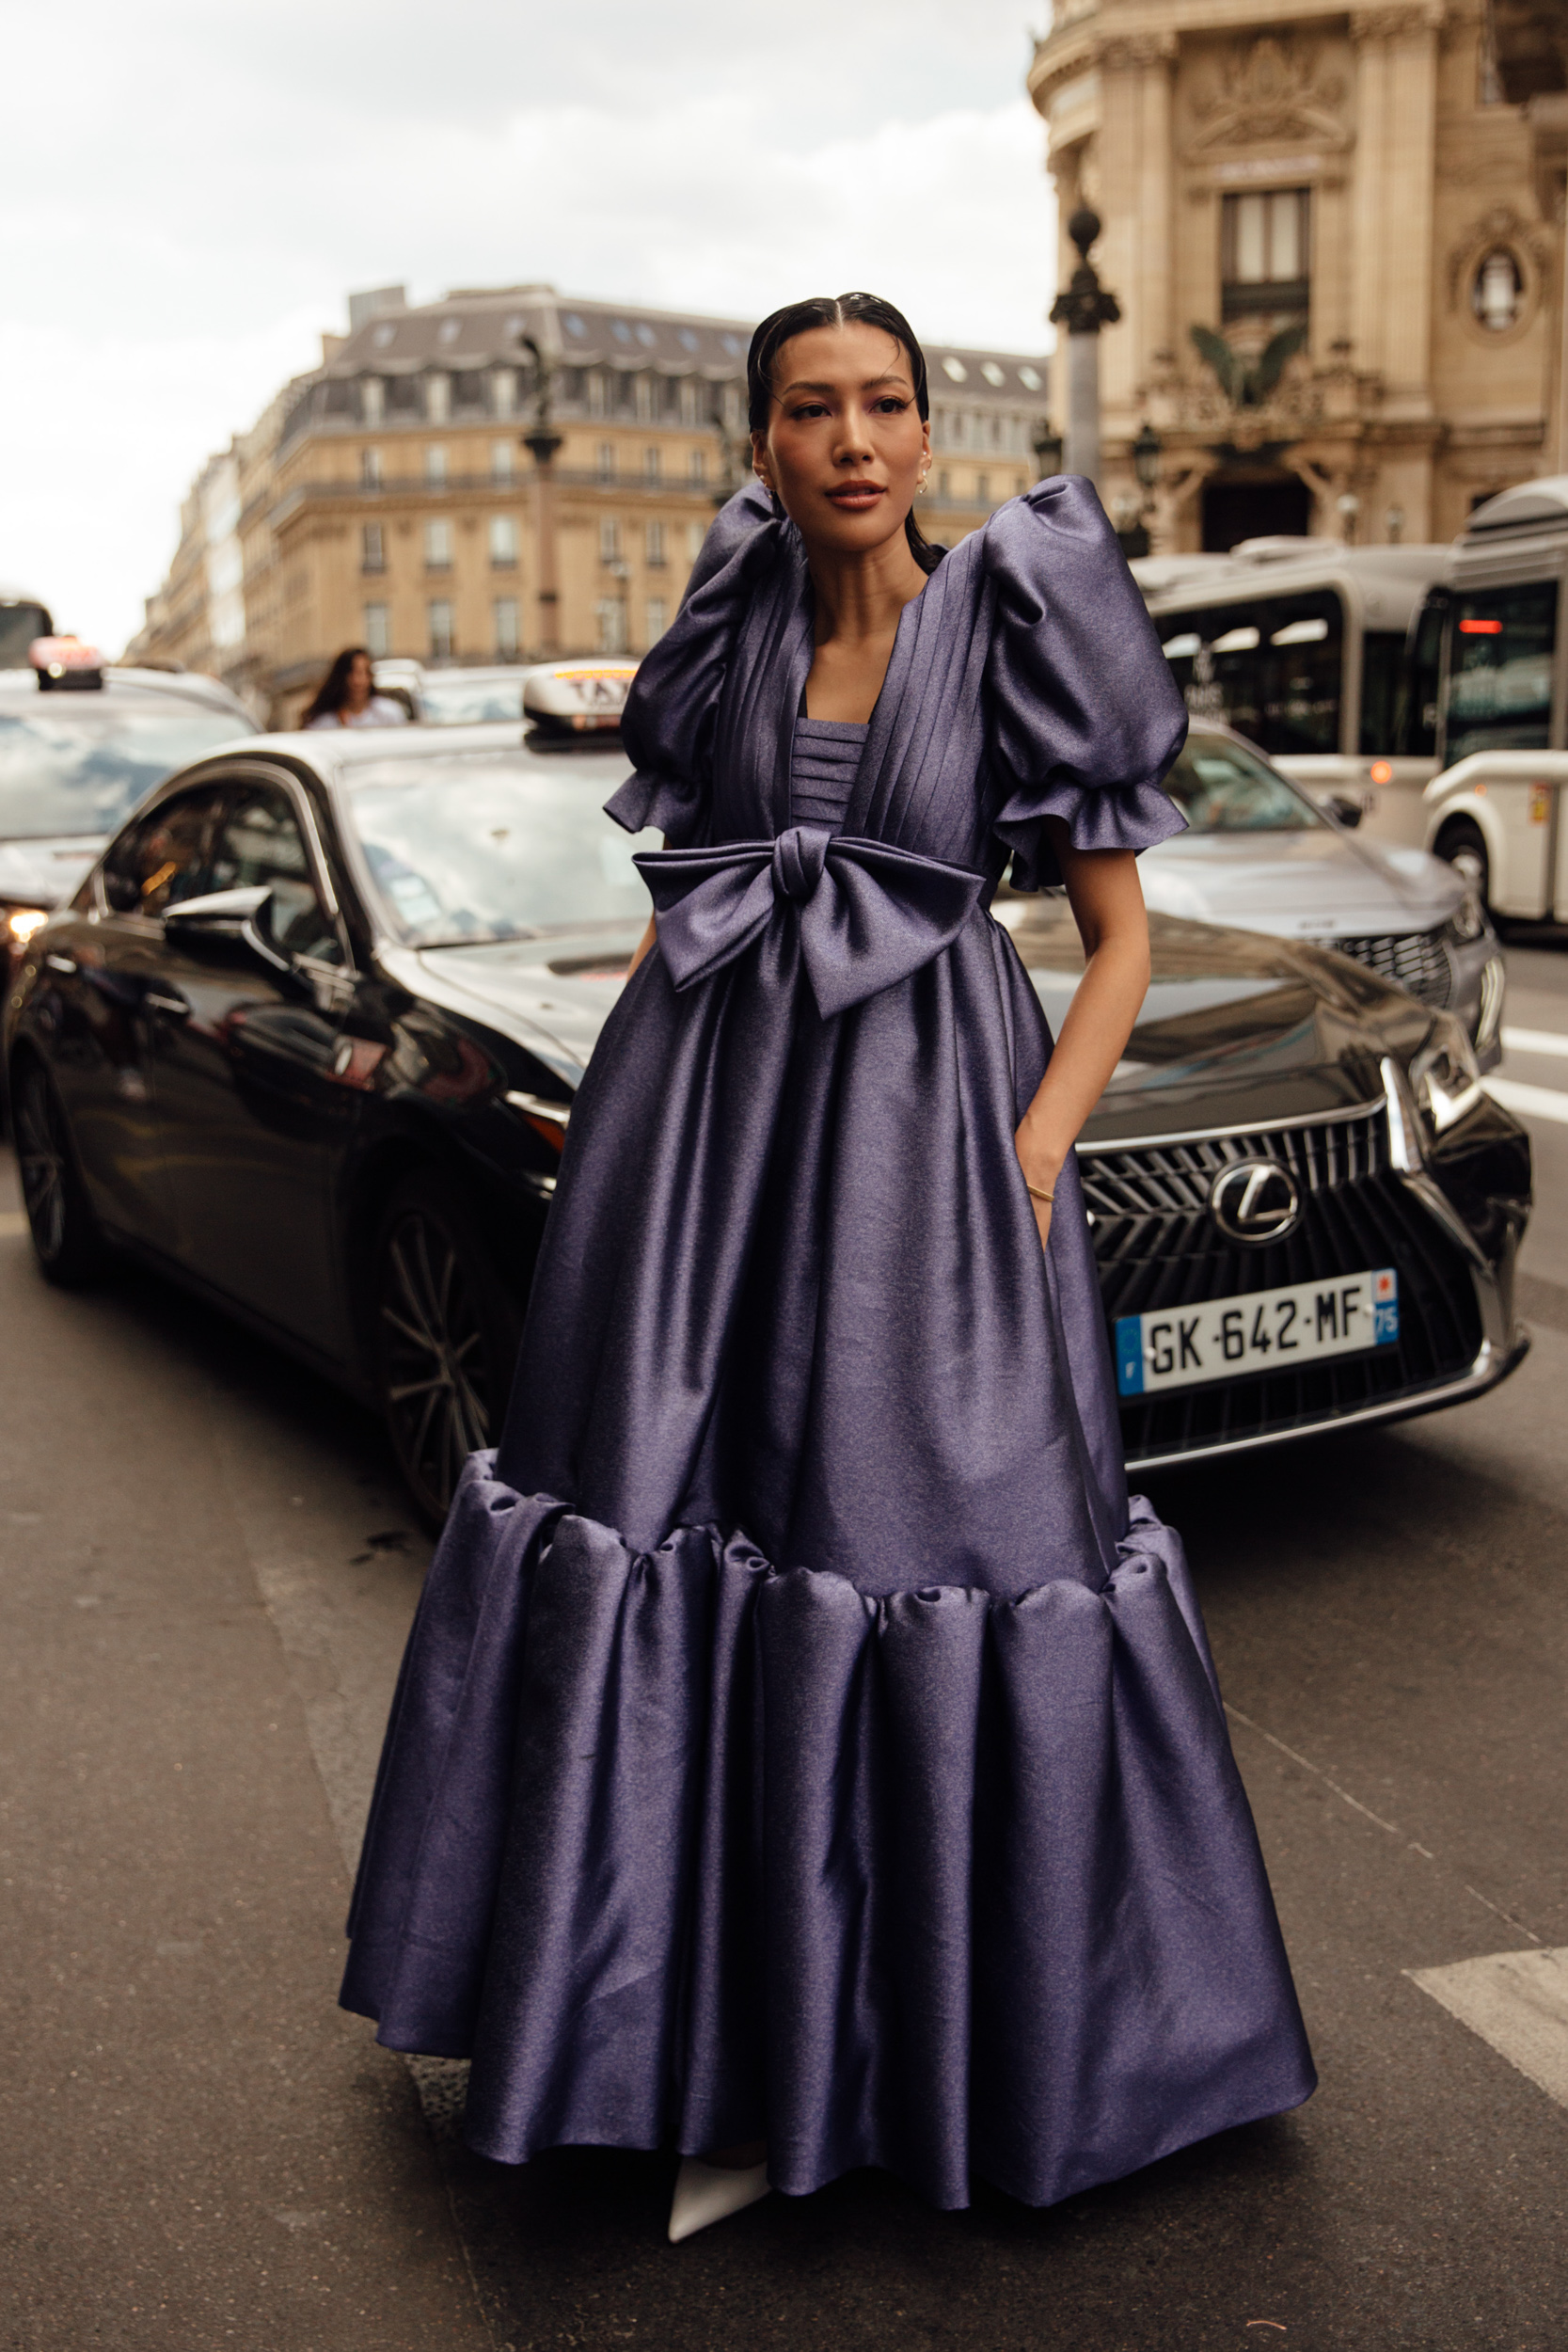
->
[1408, 1947, 1568, 2112]
[1489, 1026, 1568, 1125]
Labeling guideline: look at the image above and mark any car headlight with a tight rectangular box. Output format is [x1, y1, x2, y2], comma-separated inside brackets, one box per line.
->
[3, 905, 49, 946]
[1411, 1013, 1483, 1135]
[1444, 890, 1488, 946]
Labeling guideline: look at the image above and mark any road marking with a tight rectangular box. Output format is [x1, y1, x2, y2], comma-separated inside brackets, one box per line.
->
[1502, 1026, 1568, 1058]
[1407, 1946, 1568, 2110]
[1485, 1076, 1568, 1126]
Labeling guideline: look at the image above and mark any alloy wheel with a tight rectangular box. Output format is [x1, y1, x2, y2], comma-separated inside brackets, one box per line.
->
[377, 1202, 496, 1519]
[16, 1071, 70, 1263]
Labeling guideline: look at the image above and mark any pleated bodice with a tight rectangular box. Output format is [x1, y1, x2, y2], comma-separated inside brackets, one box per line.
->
[789, 714, 869, 832]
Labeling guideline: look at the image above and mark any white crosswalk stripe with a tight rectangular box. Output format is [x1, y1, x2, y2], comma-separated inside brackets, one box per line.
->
[1485, 1076, 1568, 1125]
[1502, 1026, 1568, 1059]
[1407, 1947, 1568, 2110]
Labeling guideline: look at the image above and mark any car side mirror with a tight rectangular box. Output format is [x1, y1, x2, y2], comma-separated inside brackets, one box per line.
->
[1324, 794, 1363, 830]
[163, 885, 294, 976]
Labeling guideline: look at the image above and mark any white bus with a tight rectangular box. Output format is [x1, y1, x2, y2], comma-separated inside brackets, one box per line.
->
[1414, 476, 1568, 914]
[1133, 539, 1448, 839]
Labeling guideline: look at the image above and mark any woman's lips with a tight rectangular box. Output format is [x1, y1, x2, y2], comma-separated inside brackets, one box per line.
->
[825, 483, 885, 509]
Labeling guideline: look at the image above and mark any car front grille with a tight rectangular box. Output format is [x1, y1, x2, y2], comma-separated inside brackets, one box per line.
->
[1085, 1106, 1483, 1463]
[1321, 929, 1451, 1009]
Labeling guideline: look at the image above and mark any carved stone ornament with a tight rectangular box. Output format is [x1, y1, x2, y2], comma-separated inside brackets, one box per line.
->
[1445, 203, 1554, 331]
[1350, 3, 1446, 39]
[1186, 37, 1351, 155]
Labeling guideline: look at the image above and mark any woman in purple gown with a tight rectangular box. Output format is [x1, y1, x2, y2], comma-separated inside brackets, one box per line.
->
[341, 293, 1315, 2239]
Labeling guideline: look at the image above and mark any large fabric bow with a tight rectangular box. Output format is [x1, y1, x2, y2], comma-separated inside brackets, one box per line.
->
[634, 827, 986, 1020]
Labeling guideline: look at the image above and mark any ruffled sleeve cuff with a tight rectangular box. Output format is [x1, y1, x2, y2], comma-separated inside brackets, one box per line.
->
[994, 776, 1189, 891]
[604, 766, 705, 844]
[982, 477, 1190, 889]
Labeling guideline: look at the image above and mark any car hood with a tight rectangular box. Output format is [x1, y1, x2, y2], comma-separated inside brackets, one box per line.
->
[0, 834, 105, 908]
[409, 926, 648, 1083]
[998, 900, 1433, 1145]
[1137, 825, 1462, 940]
[415, 907, 1434, 1146]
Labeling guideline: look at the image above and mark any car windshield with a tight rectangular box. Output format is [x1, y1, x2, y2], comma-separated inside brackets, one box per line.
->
[0, 696, 253, 837]
[1161, 735, 1321, 834]
[418, 675, 527, 725]
[343, 749, 653, 943]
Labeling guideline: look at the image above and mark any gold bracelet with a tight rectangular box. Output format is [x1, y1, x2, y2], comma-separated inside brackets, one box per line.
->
[1026, 1182, 1054, 1206]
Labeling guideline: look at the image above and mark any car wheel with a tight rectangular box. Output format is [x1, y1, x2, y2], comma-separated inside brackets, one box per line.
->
[13, 1061, 113, 1286]
[1436, 818, 1490, 904]
[372, 1171, 521, 1531]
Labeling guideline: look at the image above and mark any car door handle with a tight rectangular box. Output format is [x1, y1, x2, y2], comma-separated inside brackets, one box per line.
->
[44, 952, 76, 975]
[144, 991, 190, 1019]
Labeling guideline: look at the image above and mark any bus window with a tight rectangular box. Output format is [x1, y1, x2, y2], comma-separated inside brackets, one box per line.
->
[1399, 594, 1447, 758]
[1358, 631, 1407, 756]
[1156, 590, 1343, 756]
[1446, 581, 1559, 762]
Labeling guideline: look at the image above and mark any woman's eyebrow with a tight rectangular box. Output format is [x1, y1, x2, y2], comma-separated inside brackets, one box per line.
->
[779, 373, 911, 395]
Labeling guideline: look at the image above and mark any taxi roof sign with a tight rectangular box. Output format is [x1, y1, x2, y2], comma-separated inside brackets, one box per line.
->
[30, 635, 105, 691]
[523, 660, 637, 733]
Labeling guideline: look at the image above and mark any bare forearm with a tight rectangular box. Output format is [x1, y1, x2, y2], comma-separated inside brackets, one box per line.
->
[626, 914, 657, 977]
[1015, 927, 1149, 1182]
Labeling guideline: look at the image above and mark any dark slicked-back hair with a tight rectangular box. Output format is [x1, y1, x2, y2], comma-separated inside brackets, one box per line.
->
[746, 293, 942, 574]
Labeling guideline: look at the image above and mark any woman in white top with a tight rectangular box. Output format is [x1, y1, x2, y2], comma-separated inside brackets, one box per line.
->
[302, 647, 408, 730]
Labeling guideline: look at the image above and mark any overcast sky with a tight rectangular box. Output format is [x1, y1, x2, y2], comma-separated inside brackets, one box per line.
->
[1, 0, 1058, 655]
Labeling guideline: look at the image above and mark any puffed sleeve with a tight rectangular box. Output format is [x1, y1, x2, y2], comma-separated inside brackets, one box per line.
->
[607, 484, 781, 844]
[983, 476, 1188, 890]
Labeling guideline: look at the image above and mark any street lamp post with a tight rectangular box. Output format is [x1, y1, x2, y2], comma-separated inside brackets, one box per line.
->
[518, 333, 562, 660]
[1032, 421, 1065, 480]
[1049, 208, 1121, 486]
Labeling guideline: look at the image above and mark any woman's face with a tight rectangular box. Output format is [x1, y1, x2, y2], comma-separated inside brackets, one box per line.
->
[345, 653, 373, 706]
[752, 322, 929, 558]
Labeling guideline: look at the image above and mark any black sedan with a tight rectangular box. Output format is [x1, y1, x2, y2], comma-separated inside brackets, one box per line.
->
[5, 721, 1531, 1522]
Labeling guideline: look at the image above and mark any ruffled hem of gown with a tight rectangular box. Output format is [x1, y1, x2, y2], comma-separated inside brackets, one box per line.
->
[341, 1456, 1315, 2212]
[993, 774, 1189, 891]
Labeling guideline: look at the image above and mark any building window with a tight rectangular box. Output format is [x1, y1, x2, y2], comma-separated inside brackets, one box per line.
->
[938, 469, 951, 501]
[361, 446, 383, 488]
[1472, 248, 1523, 332]
[635, 375, 654, 421]
[646, 597, 669, 643]
[679, 379, 703, 426]
[491, 441, 515, 485]
[646, 519, 667, 568]
[425, 445, 448, 486]
[427, 599, 454, 660]
[596, 596, 628, 654]
[361, 522, 386, 573]
[1221, 189, 1310, 321]
[489, 515, 518, 567]
[600, 516, 622, 565]
[644, 445, 661, 481]
[976, 472, 990, 505]
[689, 449, 706, 485]
[597, 441, 616, 484]
[492, 367, 516, 418]
[494, 596, 519, 657]
[426, 373, 451, 423]
[361, 378, 385, 425]
[424, 519, 452, 570]
[363, 602, 390, 658]
[588, 371, 607, 418]
[686, 520, 705, 561]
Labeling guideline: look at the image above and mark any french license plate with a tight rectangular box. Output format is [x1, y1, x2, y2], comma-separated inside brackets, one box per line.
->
[1115, 1268, 1399, 1397]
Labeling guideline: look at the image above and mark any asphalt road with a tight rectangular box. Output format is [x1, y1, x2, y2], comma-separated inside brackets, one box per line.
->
[3, 950, 1567, 2352]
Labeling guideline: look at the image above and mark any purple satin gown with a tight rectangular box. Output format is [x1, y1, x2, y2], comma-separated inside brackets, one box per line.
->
[341, 478, 1316, 2211]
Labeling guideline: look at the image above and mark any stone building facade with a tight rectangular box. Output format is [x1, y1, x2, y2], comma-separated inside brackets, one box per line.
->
[1027, 0, 1568, 552]
[132, 285, 1050, 722]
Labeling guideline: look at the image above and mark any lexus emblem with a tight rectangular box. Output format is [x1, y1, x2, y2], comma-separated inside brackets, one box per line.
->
[1209, 1158, 1301, 1244]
